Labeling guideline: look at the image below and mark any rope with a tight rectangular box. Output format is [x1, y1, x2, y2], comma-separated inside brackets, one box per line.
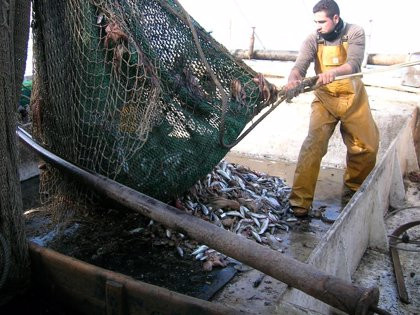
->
[384, 206, 420, 220]
[0, 233, 11, 289]
[172, 0, 233, 149]
[369, 305, 392, 315]
[389, 244, 420, 253]
[232, 0, 266, 49]
[217, 75, 318, 149]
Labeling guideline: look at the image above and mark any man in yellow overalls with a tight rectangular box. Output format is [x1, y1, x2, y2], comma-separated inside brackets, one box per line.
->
[285, 0, 379, 218]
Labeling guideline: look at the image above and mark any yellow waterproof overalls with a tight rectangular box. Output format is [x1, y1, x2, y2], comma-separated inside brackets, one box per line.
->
[289, 36, 379, 210]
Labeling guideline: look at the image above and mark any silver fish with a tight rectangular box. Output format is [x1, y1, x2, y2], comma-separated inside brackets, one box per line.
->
[251, 230, 262, 243]
[265, 197, 280, 208]
[216, 169, 231, 181]
[276, 223, 289, 232]
[258, 218, 269, 235]
[176, 246, 184, 257]
[211, 212, 222, 227]
[201, 204, 209, 215]
[248, 212, 267, 220]
[191, 245, 208, 256]
[195, 252, 205, 260]
[251, 216, 261, 228]
[224, 211, 245, 219]
[221, 187, 238, 193]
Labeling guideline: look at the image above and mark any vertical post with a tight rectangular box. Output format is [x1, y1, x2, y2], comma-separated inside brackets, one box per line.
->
[248, 27, 255, 59]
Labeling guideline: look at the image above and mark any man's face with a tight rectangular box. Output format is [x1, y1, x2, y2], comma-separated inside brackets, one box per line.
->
[314, 11, 339, 35]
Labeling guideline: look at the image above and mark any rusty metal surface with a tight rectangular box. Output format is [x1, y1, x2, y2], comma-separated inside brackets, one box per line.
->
[18, 127, 380, 314]
[389, 220, 420, 304]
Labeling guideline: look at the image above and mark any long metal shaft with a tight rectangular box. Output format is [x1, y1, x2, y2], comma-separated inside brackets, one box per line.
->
[335, 60, 420, 81]
[17, 127, 379, 315]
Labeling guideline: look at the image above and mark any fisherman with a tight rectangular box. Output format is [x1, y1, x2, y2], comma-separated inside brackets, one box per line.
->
[285, 0, 379, 218]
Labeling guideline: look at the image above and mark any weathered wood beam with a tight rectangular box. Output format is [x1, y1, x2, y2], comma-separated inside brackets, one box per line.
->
[29, 242, 240, 315]
[231, 49, 409, 66]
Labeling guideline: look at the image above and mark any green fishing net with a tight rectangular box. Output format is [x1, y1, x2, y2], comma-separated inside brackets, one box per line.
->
[32, 0, 270, 202]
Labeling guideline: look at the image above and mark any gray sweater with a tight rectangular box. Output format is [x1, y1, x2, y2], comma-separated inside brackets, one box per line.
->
[293, 23, 365, 77]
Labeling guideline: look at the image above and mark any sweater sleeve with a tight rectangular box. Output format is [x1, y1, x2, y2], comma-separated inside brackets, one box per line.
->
[292, 33, 317, 78]
[346, 24, 366, 73]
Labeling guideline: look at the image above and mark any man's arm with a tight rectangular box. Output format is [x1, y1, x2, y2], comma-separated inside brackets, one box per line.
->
[285, 34, 317, 91]
[286, 67, 304, 90]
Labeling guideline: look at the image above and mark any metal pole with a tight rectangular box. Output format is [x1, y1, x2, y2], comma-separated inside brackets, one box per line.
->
[248, 27, 255, 59]
[389, 220, 420, 303]
[335, 60, 420, 81]
[17, 127, 379, 315]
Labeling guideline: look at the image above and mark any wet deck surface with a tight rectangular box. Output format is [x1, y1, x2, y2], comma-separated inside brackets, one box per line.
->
[226, 152, 345, 259]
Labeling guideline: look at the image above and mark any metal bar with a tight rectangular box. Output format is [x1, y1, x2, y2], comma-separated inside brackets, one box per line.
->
[335, 60, 420, 81]
[390, 247, 409, 303]
[18, 127, 379, 315]
[389, 220, 420, 303]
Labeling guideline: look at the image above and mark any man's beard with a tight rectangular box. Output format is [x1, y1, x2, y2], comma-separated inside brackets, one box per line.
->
[319, 18, 344, 41]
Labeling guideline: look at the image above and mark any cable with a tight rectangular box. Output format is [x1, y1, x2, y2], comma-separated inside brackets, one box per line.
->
[389, 244, 420, 253]
[384, 206, 420, 220]
[232, 0, 266, 49]
[388, 234, 420, 245]
[0, 233, 11, 289]
[369, 305, 392, 315]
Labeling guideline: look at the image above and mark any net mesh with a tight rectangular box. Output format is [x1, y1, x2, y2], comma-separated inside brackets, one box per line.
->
[32, 0, 269, 203]
[0, 0, 31, 302]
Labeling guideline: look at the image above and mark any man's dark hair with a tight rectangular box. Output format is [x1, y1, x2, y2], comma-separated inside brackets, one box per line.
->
[313, 0, 340, 18]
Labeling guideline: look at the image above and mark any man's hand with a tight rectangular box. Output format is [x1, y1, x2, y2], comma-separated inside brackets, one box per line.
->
[283, 68, 305, 102]
[284, 79, 302, 91]
[284, 79, 305, 102]
[316, 69, 337, 85]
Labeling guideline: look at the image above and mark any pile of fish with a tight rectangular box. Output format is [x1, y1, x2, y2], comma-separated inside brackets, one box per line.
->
[175, 160, 296, 270]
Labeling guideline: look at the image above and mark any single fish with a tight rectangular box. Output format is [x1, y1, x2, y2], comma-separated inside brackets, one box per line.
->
[176, 246, 184, 257]
[191, 245, 208, 256]
[251, 230, 262, 243]
[258, 218, 270, 235]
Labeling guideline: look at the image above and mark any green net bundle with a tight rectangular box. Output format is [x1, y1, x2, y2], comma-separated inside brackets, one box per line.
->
[19, 79, 32, 109]
[32, 0, 269, 202]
